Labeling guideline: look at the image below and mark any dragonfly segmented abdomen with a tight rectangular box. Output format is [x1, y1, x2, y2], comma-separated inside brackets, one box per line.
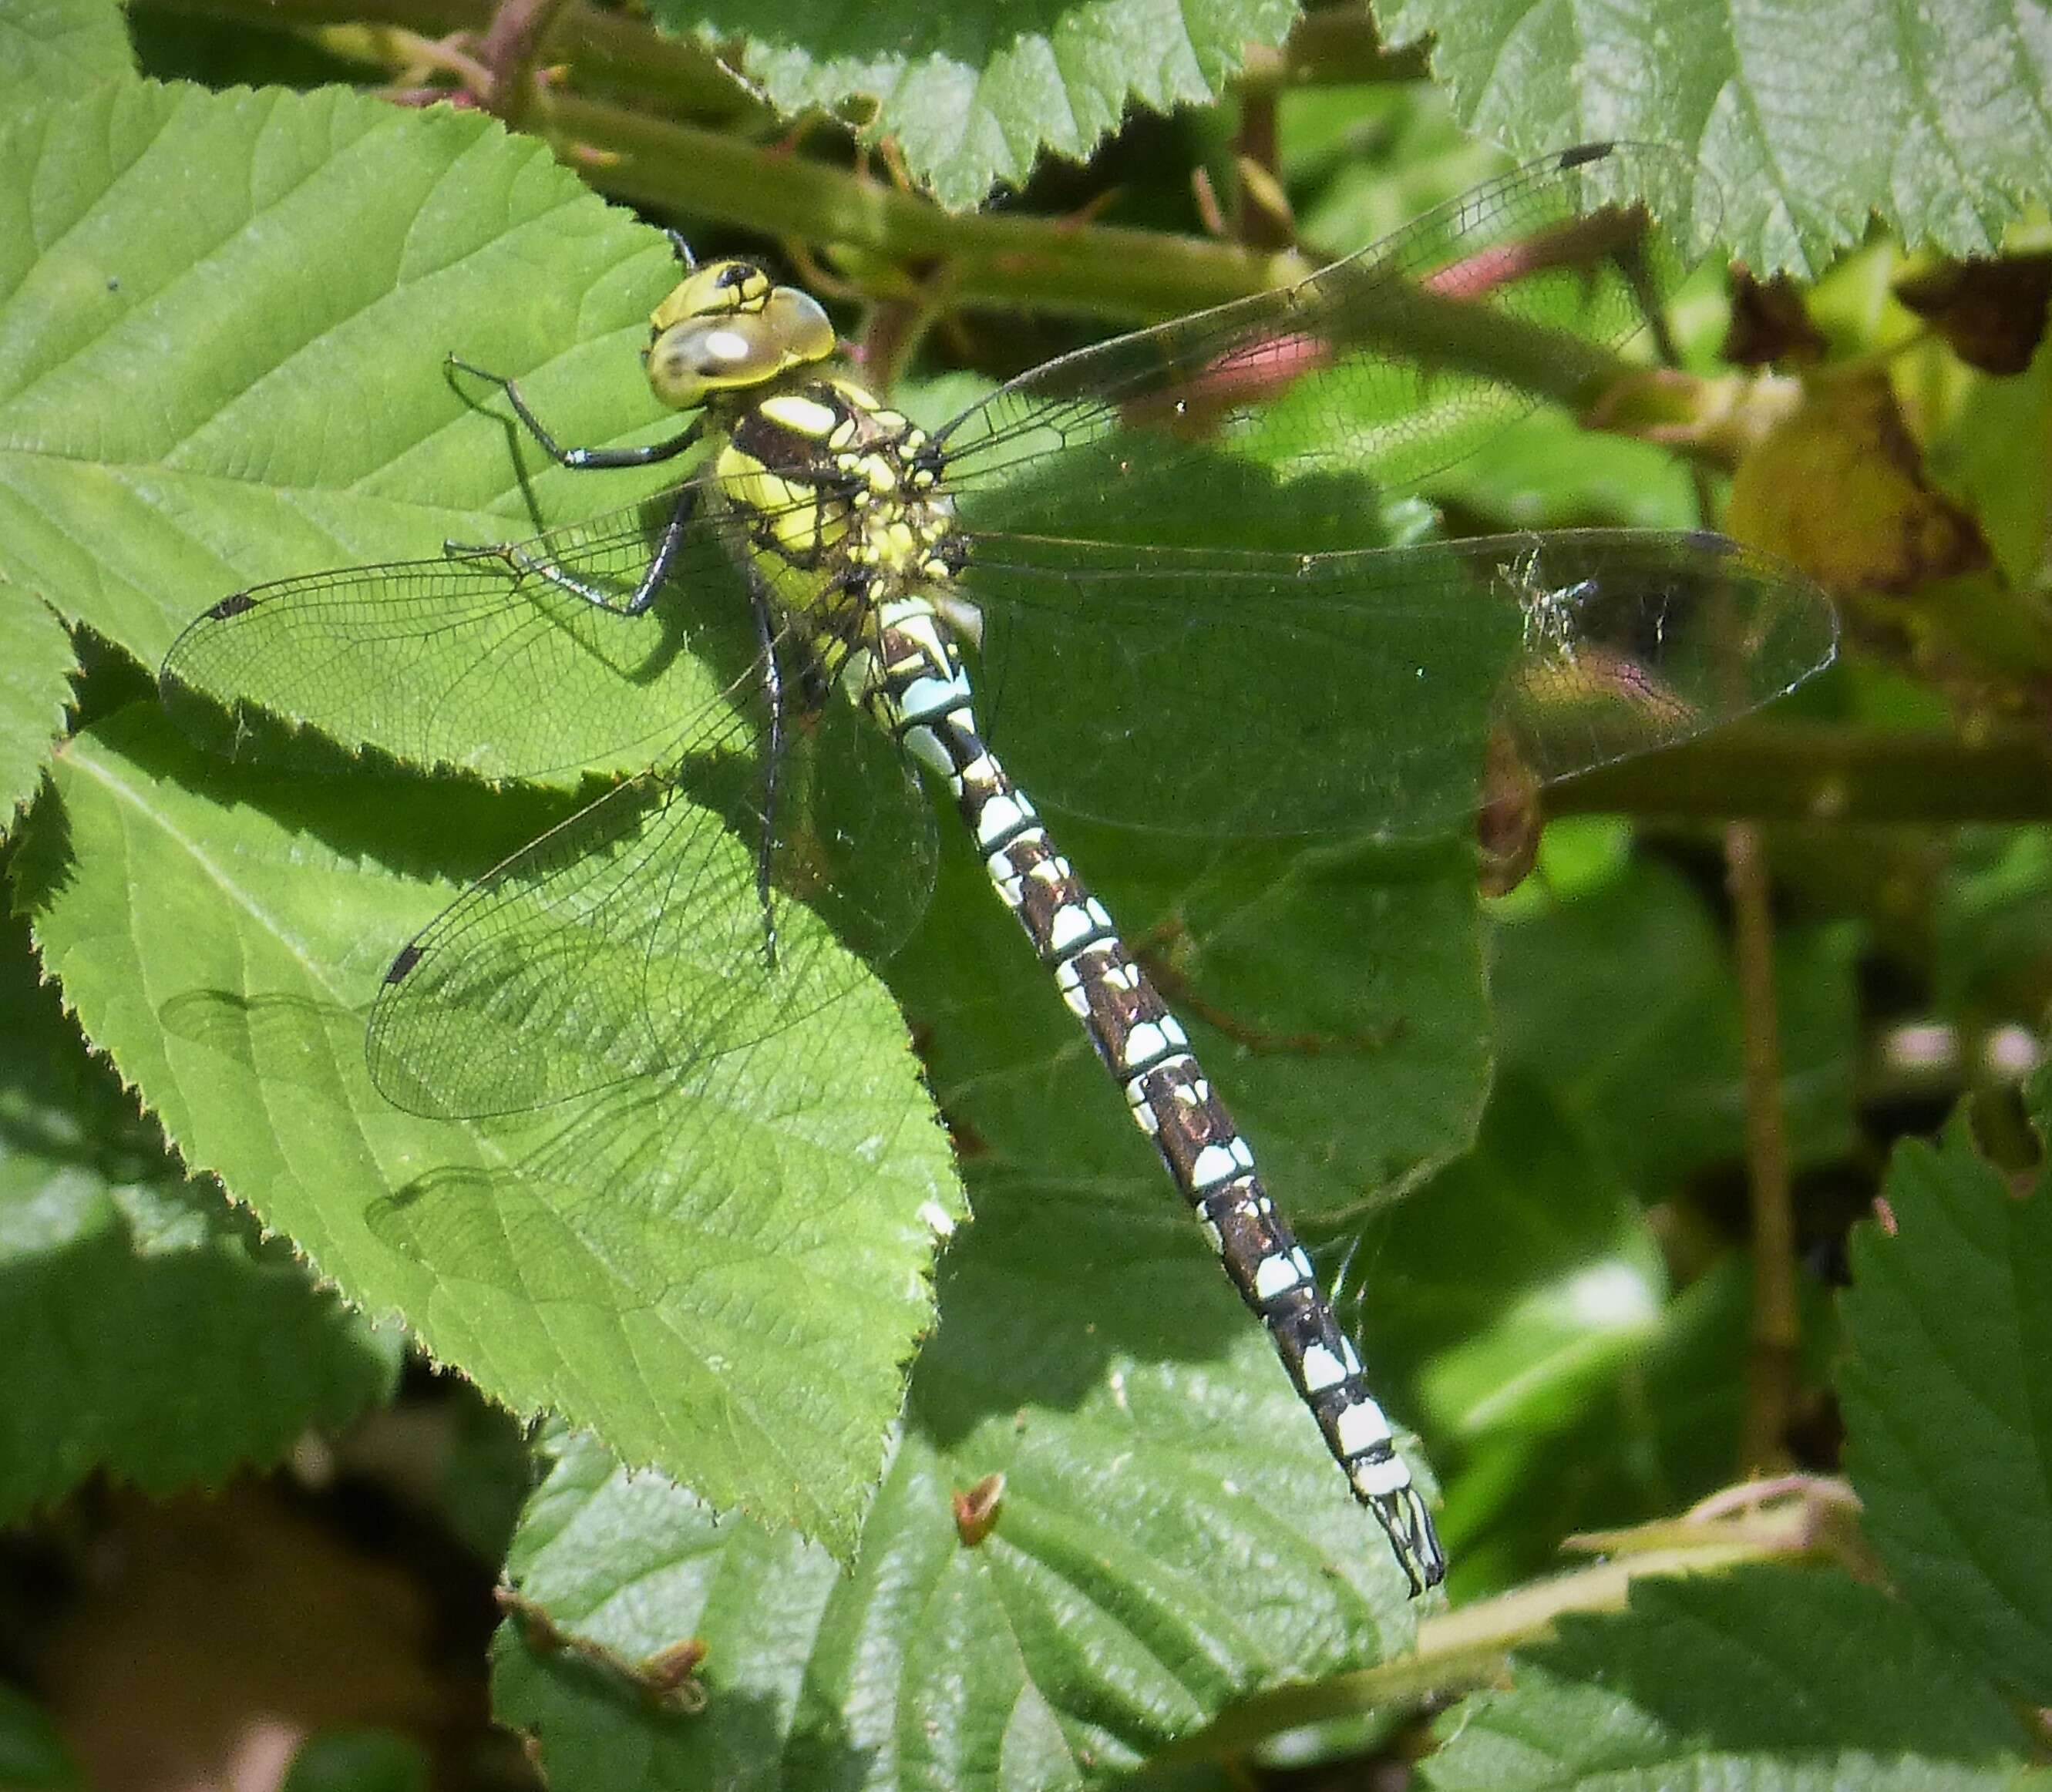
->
[861, 593, 1446, 1589]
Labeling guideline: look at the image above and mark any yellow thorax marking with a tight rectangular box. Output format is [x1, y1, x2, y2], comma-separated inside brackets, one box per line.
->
[759, 392, 840, 439]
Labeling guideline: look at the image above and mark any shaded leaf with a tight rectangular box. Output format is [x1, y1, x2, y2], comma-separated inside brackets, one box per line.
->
[664, 0, 1297, 210]
[0, 1683, 84, 1791]
[1934, 828, 2052, 1026]
[1347, 1078, 1800, 1591]
[1838, 1073, 2052, 1704]
[280, 1730, 432, 1792]
[1354, 1075, 1667, 1442]
[1425, 1567, 2030, 1789]
[0, 1166, 402, 1521]
[1492, 851, 1860, 1193]
[0, 909, 399, 1521]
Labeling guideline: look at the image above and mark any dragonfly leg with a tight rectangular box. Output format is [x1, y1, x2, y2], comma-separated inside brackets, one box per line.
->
[664, 228, 696, 270]
[748, 571, 785, 973]
[621, 482, 698, 614]
[441, 481, 700, 617]
[446, 355, 705, 471]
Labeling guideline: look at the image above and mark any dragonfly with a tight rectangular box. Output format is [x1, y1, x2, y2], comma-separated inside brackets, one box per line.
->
[160, 142, 1837, 1595]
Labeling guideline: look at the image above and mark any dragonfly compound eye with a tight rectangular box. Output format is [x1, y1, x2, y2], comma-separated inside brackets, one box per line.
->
[646, 279, 836, 411]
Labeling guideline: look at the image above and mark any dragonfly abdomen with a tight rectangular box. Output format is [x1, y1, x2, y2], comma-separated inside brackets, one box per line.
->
[870, 594, 1445, 1594]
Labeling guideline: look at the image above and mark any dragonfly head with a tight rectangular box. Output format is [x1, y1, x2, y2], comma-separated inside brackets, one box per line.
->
[644, 258, 837, 412]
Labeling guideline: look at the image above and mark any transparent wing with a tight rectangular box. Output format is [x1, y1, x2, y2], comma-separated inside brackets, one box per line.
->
[367, 691, 936, 1120]
[937, 142, 1714, 535]
[959, 527, 1837, 838]
[160, 477, 769, 782]
[163, 469, 940, 1122]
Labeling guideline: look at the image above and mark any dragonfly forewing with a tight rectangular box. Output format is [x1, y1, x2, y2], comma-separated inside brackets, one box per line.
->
[158, 482, 766, 783]
[938, 142, 1715, 534]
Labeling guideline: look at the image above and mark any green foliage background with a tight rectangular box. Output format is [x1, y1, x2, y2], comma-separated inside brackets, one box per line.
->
[4, 0, 2052, 1787]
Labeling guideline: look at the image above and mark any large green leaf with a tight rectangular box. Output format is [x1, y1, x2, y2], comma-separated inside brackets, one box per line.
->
[1423, 1567, 2031, 1789]
[1375, 0, 2052, 274]
[0, 78, 692, 762]
[2, 76, 961, 1552]
[492, 1142, 1423, 1792]
[0, 910, 399, 1521]
[661, 0, 1296, 210]
[1838, 1072, 2052, 1705]
[22, 708, 958, 1555]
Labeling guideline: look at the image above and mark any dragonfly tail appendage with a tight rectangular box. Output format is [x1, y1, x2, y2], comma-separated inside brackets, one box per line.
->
[871, 596, 1444, 1595]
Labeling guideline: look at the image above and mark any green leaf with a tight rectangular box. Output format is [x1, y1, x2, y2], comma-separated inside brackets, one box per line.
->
[1285, 91, 1499, 247]
[659, 0, 1297, 210]
[7, 76, 960, 1552]
[1425, 408, 1701, 533]
[1441, 1260, 1770, 1593]
[1934, 827, 2052, 1027]
[1375, 0, 2052, 274]
[0, 0, 133, 105]
[1424, 1567, 2031, 1790]
[0, 909, 399, 1520]
[1838, 1074, 2052, 1704]
[0, 79, 691, 753]
[494, 1162, 1422, 1792]
[0, 1171, 402, 1521]
[23, 707, 959, 1555]
[0, 592, 72, 834]
[1354, 1075, 1666, 1439]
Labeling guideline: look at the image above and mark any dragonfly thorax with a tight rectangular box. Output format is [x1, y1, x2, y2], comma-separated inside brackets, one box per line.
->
[715, 375, 967, 655]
